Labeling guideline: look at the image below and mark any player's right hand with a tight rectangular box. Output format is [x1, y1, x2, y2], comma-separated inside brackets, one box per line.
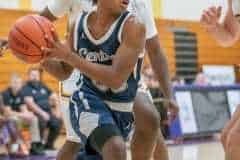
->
[200, 6, 222, 32]
[0, 38, 8, 57]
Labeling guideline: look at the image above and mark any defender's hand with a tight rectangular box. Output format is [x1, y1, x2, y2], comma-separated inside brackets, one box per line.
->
[200, 6, 222, 32]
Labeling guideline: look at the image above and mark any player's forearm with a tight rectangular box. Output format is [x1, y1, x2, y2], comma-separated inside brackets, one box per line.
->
[65, 53, 126, 89]
[147, 36, 172, 99]
[41, 60, 73, 81]
[25, 100, 49, 120]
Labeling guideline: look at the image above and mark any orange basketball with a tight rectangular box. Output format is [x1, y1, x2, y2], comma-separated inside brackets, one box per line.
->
[8, 14, 55, 64]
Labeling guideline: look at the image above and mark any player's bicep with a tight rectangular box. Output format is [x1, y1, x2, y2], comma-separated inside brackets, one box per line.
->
[113, 20, 146, 80]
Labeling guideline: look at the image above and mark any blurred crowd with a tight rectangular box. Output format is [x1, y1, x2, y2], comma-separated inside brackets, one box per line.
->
[142, 65, 210, 91]
[141, 65, 210, 138]
[0, 67, 62, 156]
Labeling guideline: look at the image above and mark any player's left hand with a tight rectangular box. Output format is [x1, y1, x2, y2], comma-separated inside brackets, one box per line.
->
[200, 6, 222, 32]
[166, 100, 179, 122]
[42, 28, 72, 61]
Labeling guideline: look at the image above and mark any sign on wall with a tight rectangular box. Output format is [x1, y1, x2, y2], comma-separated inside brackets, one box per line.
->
[175, 91, 198, 134]
[202, 65, 236, 85]
[161, 0, 227, 20]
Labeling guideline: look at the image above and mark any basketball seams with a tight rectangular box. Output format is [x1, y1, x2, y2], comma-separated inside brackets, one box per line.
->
[12, 47, 42, 57]
[29, 15, 48, 47]
[29, 15, 49, 59]
[14, 25, 43, 53]
[8, 15, 54, 63]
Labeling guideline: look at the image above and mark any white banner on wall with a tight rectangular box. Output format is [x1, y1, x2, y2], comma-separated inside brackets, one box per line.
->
[162, 0, 227, 21]
[175, 91, 198, 134]
[202, 65, 236, 85]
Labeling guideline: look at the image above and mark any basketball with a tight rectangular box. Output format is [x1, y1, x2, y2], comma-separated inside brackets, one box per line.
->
[8, 15, 55, 64]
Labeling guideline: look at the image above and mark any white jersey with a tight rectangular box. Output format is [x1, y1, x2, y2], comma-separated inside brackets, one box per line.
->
[47, 0, 157, 39]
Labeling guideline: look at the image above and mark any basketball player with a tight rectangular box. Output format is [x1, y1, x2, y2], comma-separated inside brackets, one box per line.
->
[0, 0, 177, 159]
[201, 0, 240, 159]
[40, 0, 177, 160]
[41, 0, 146, 160]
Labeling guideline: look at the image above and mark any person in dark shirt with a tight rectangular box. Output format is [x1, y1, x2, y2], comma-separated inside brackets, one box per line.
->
[1, 74, 42, 155]
[22, 68, 62, 150]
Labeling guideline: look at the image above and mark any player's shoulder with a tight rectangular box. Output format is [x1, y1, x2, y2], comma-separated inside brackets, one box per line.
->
[123, 15, 146, 39]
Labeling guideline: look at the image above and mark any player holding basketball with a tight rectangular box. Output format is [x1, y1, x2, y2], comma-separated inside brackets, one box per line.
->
[201, 0, 240, 159]
[41, 0, 178, 160]
[42, 0, 146, 160]
[0, 0, 178, 159]
[38, 0, 177, 160]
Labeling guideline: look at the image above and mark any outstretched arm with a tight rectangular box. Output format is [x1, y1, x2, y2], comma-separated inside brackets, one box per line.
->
[200, 0, 240, 47]
[146, 36, 172, 99]
[43, 17, 146, 89]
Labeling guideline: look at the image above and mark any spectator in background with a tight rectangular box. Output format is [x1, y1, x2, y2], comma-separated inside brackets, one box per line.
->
[0, 84, 25, 156]
[1, 74, 42, 155]
[194, 72, 209, 86]
[142, 66, 161, 98]
[171, 76, 185, 87]
[22, 68, 62, 150]
[142, 66, 170, 138]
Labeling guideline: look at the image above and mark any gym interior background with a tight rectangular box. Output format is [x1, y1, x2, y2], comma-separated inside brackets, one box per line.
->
[0, 0, 239, 160]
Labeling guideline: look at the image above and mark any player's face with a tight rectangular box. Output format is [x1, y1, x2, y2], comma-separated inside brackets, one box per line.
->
[28, 70, 40, 82]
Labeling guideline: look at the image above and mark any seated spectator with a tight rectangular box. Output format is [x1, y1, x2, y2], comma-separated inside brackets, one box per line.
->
[22, 67, 62, 150]
[171, 76, 185, 87]
[142, 66, 170, 138]
[142, 66, 161, 98]
[1, 74, 43, 155]
[194, 72, 209, 86]
[0, 89, 26, 156]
